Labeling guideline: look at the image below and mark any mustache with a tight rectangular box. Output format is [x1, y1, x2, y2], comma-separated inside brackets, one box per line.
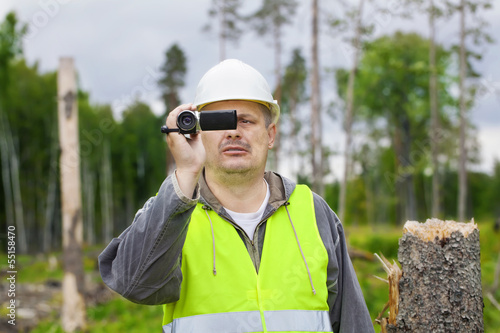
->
[219, 140, 252, 152]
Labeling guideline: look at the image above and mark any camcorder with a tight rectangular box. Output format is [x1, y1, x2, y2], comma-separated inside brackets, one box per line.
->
[161, 109, 237, 135]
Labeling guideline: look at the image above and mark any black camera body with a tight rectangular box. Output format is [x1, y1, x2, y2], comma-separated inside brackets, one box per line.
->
[161, 109, 237, 135]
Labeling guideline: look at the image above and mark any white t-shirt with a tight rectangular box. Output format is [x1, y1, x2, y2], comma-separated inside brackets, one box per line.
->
[224, 180, 270, 241]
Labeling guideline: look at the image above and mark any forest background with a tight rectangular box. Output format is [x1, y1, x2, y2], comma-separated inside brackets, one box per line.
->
[0, 0, 500, 332]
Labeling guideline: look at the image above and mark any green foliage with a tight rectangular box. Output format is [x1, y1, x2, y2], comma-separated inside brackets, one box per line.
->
[114, 101, 167, 216]
[439, 166, 500, 221]
[355, 31, 453, 127]
[324, 182, 339, 215]
[348, 226, 401, 259]
[325, 165, 500, 227]
[0, 59, 59, 251]
[334, 31, 463, 223]
[0, 11, 27, 92]
[0, 35, 169, 251]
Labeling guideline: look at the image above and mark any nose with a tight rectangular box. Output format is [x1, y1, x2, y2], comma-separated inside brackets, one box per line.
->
[225, 127, 241, 139]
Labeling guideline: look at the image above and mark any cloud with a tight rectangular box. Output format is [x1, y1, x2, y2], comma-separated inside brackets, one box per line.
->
[477, 125, 500, 174]
[1, 0, 500, 174]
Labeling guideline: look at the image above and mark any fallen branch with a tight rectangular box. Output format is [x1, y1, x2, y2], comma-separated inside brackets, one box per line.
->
[348, 247, 374, 261]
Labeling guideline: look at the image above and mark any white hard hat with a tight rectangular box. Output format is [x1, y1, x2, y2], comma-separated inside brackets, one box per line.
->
[194, 59, 280, 123]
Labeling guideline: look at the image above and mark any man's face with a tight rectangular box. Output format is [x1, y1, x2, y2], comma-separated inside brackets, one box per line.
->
[201, 100, 276, 175]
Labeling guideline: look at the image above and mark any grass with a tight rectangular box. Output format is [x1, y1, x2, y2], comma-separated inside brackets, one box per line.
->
[4, 223, 498, 332]
[0, 248, 98, 285]
[30, 297, 163, 333]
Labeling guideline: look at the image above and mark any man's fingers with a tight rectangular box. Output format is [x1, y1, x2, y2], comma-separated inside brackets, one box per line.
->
[165, 104, 199, 147]
[166, 103, 196, 128]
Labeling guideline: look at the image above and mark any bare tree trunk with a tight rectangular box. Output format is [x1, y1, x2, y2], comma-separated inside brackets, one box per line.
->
[43, 125, 58, 253]
[311, 0, 323, 196]
[272, 15, 283, 173]
[392, 112, 417, 222]
[101, 140, 113, 243]
[44, 171, 57, 252]
[429, 0, 441, 218]
[83, 159, 95, 246]
[219, 1, 226, 61]
[0, 111, 14, 232]
[58, 57, 86, 332]
[393, 126, 404, 224]
[10, 134, 27, 253]
[0, 111, 28, 253]
[401, 113, 417, 221]
[339, 0, 365, 222]
[289, 90, 299, 178]
[457, 0, 467, 222]
[385, 219, 484, 332]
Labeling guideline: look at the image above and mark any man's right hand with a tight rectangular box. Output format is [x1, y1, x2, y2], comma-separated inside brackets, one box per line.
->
[166, 103, 206, 198]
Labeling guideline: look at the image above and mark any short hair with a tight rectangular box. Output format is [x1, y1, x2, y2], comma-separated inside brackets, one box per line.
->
[258, 103, 273, 128]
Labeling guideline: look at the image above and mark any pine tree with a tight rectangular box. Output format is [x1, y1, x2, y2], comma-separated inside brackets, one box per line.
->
[159, 43, 187, 175]
[203, 0, 244, 61]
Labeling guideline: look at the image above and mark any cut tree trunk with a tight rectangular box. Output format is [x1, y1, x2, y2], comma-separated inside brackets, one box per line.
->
[384, 218, 484, 333]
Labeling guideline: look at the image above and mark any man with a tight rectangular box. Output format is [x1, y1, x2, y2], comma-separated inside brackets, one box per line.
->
[99, 59, 374, 333]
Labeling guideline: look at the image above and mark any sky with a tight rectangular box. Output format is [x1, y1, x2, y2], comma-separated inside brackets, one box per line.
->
[1, 0, 499, 179]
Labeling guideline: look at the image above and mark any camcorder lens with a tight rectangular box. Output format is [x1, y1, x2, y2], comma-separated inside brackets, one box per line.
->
[177, 110, 199, 134]
[181, 115, 193, 126]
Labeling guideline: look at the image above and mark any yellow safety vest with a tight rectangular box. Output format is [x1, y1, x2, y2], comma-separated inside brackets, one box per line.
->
[162, 185, 332, 333]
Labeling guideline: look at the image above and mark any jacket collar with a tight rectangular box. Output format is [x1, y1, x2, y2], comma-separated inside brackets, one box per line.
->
[199, 170, 296, 216]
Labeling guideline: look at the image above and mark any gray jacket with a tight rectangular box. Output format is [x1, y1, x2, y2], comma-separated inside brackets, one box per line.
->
[99, 171, 374, 333]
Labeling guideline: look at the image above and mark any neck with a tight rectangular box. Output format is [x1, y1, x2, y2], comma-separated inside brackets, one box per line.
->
[205, 168, 267, 213]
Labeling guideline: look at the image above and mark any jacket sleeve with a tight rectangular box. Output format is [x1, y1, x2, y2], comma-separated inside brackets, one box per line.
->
[313, 193, 375, 333]
[98, 173, 199, 305]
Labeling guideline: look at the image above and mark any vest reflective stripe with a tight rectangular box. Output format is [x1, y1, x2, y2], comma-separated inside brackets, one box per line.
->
[163, 185, 331, 332]
[264, 310, 331, 332]
[163, 310, 263, 333]
[162, 310, 332, 333]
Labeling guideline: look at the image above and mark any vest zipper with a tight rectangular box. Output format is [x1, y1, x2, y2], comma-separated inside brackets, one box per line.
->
[202, 205, 217, 276]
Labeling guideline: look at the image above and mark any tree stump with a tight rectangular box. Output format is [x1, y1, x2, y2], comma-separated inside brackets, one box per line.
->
[387, 218, 484, 333]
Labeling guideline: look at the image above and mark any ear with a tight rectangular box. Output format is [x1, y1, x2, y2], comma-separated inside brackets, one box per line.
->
[267, 123, 277, 149]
